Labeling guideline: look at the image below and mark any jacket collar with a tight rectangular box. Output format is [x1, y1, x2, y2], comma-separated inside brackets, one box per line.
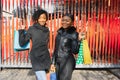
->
[58, 26, 76, 34]
[33, 23, 49, 32]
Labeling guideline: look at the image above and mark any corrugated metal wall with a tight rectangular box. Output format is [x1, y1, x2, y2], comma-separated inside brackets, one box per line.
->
[0, 0, 120, 68]
[0, 0, 2, 69]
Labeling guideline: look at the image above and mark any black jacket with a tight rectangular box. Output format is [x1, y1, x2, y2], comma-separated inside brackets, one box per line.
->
[52, 26, 79, 64]
[19, 23, 51, 71]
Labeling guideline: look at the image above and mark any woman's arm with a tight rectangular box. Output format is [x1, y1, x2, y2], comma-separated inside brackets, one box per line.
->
[71, 32, 80, 54]
[18, 27, 32, 47]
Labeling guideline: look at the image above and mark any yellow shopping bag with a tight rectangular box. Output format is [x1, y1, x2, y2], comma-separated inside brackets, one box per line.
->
[83, 39, 92, 64]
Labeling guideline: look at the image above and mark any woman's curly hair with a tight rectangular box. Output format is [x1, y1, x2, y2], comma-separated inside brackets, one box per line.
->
[32, 9, 48, 22]
[63, 13, 74, 22]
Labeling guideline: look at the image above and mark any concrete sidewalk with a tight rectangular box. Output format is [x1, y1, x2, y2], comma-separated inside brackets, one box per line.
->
[72, 69, 119, 80]
[108, 69, 120, 79]
[0, 69, 119, 80]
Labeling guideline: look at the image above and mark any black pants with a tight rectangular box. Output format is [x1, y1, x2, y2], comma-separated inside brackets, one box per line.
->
[56, 55, 75, 80]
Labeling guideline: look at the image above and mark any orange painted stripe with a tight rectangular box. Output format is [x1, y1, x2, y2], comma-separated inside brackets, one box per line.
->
[26, 18, 29, 62]
[8, 17, 11, 63]
[99, 24, 103, 63]
[102, 1, 106, 63]
[89, 21, 93, 62]
[103, 15, 107, 63]
[5, 0, 7, 10]
[97, 3, 101, 63]
[1, 0, 3, 6]
[16, 0, 18, 7]
[114, 18, 119, 64]
[58, 0, 60, 29]
[101, 0, 107, 63]
[26, 0, 28, 8]
[11, 16, 14, 63]
[16, 16, 19, 64]
[64, 0, 66, 14]
[108, 15, 112, 63]
[49, 14, 53, 56]
[1, 17, 5, 64]
[30, 16, 33, 26]
[118, 18, 120, 62]
[100, 17, 104, 63]
[114, 0, 118, 64]
[40, 0, 42, 8]
[6, 18, 9, 64]
[92, 12, 96, 62]
[68, 0, 70, 13]
[117, 0, 120, 63]
[115, 0, 119, 64]
[10, 0, 14, 64]
[114, 4, 118, 64]
[117, 5, 120, 63]
[53, 3, 56, 53]
[95, 23, 99, 63]
[109, 0, 114, 63]
[30, 0, 32, 8]
[8, 0, 10, 11]
[12, 0, 14, 8]
[18, 19, 22, 63]
[76, 0, 80, 32]
[74, 0, 76, 27]
[87, 1, 91, 61]
[35, 0, 38, 8]
[114, 18, 117, 64]
[110, 0, 115, 64]
[86, 0, 90, 42]
[4, 22, 7, 63]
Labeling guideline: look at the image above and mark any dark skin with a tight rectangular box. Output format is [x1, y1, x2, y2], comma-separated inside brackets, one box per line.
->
[38, 13, 47, 26]
[61, 16, 82, 40]
[50, 15, 74, 72]
[61, 16, 73, 29]
[51, 15, 82, 71]
[20, 13, 47, 29]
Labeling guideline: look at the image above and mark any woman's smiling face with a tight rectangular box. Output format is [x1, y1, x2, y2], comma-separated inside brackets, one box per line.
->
[38, 13, 47, 26]
[61, 16, 73, 29]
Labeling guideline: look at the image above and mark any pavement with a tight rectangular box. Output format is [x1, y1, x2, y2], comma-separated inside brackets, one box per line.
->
[108, 69, 120, 79]
[0, 68, 119, 80]
[72, 69, 120, 80]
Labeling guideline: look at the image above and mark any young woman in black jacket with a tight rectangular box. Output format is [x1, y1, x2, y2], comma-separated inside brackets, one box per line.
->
[51, 14, 80, 80]
[19, 9, 51, 80]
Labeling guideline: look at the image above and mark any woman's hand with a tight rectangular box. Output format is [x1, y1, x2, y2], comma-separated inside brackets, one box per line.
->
[20, 25, 26, 29]
[50, 64, 56, 72]
[18, 20, 26, 29]
[78, 33, 82, 40]
[79, 32, 86, 40]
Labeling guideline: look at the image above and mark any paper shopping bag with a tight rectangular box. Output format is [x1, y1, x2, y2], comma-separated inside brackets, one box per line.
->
[14, 30, 30, 51]
[76, 40, 84, 64]
[83, 39, 92, 64]
[50, 72, 57, 80]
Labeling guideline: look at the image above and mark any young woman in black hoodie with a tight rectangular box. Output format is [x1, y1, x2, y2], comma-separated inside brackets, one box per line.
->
[19, 9, 51, 80]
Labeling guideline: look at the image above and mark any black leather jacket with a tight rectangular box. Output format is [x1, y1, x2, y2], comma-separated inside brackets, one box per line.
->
[52, 26, 79, 64]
